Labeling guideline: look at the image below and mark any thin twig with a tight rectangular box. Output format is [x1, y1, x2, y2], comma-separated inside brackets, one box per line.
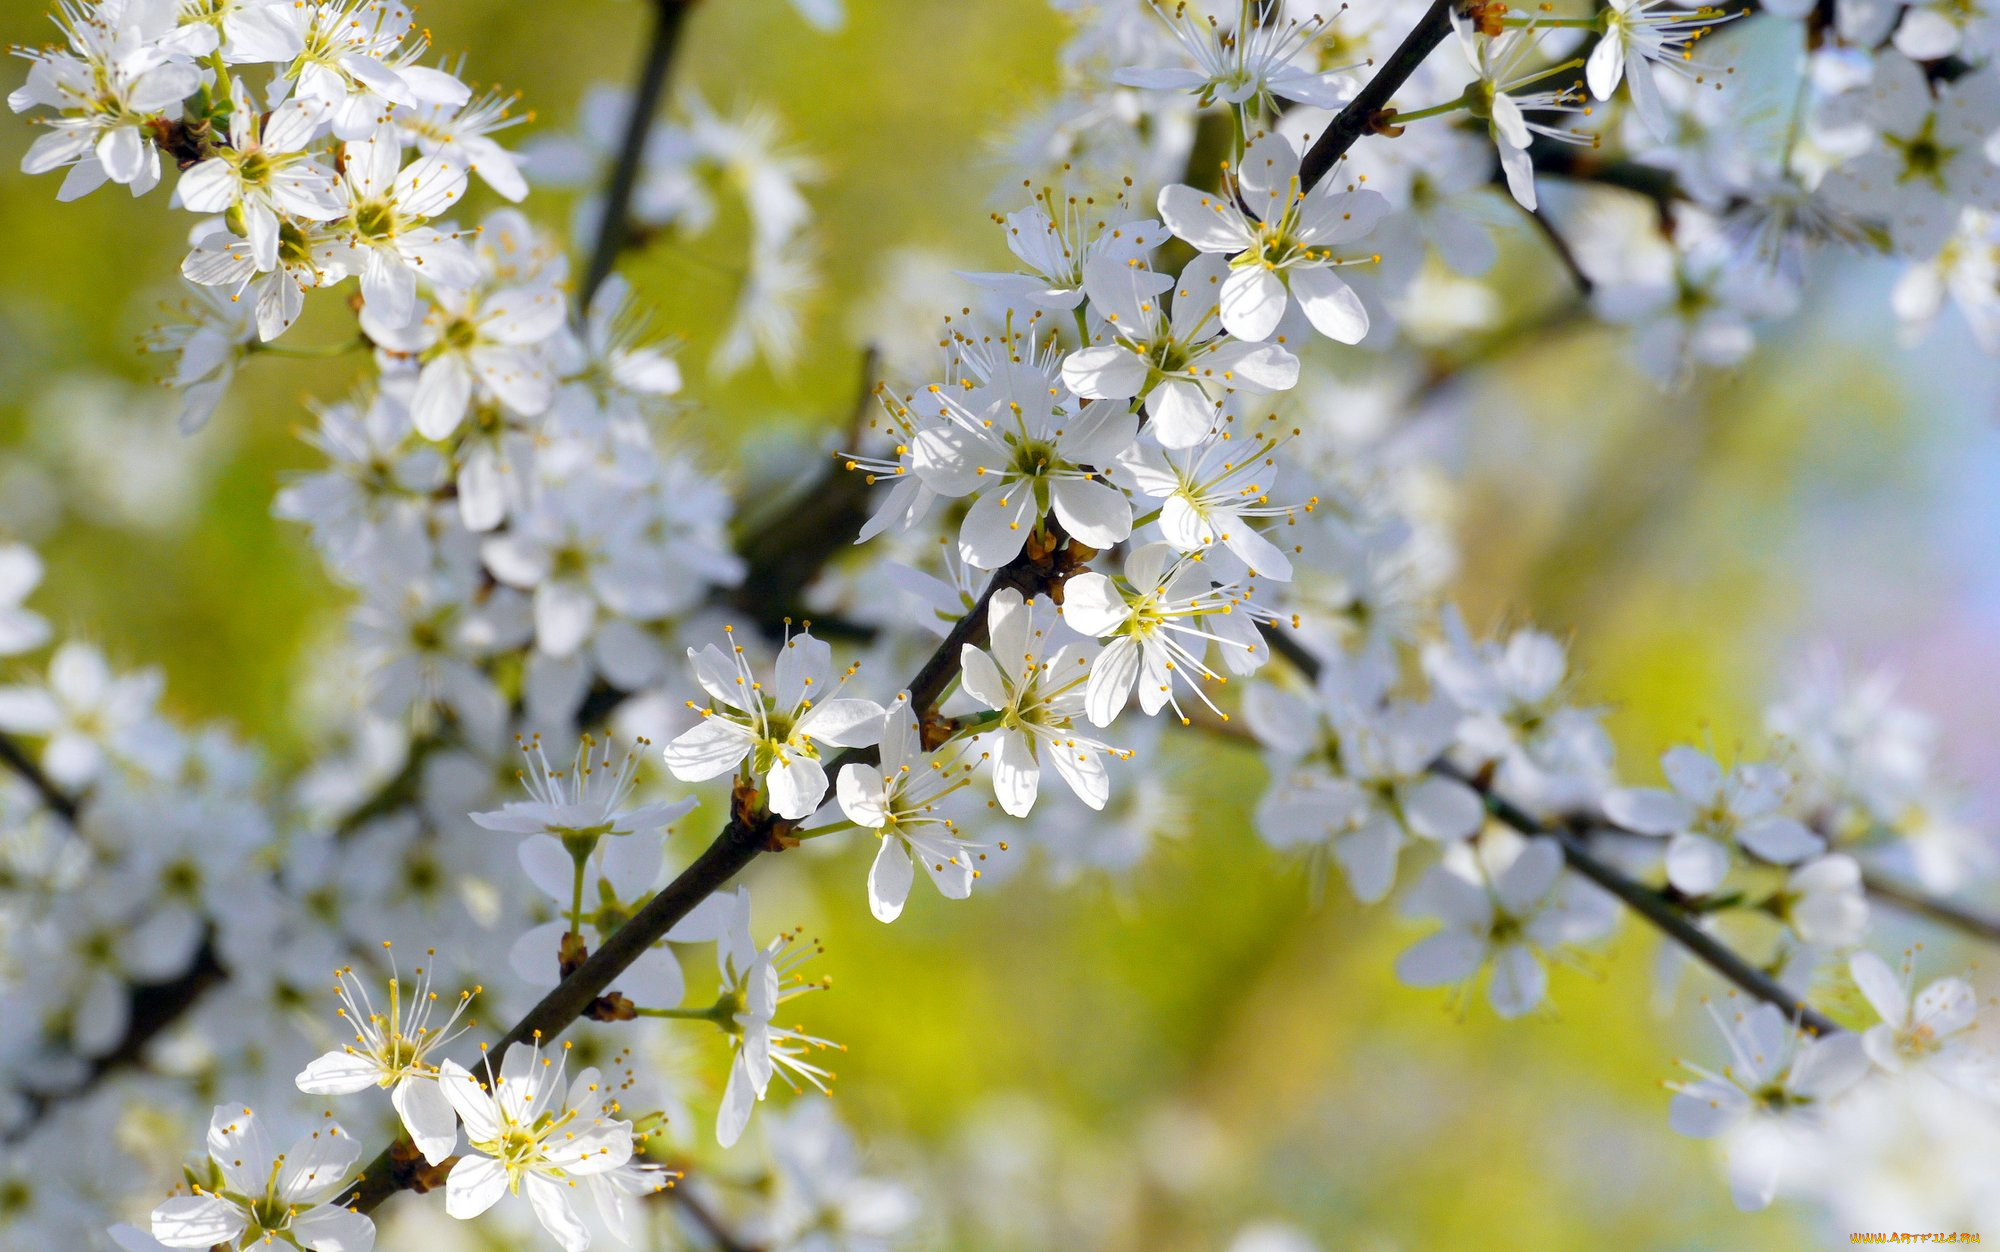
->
[0, 731, 80, 825]
[1526, 205, 1594, 296]
[1863, 870, 2000, 945]
[670, 1184, 764, 1252]
[582, 0, 699, 305]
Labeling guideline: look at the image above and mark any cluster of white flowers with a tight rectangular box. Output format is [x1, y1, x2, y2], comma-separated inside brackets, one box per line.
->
[5, 0, 2000, 1245]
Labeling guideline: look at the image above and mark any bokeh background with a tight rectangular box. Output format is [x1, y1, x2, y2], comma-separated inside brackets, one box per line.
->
[3, 1, 1997, 1247]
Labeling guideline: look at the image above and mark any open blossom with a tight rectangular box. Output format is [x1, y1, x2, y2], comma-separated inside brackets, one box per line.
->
[1249, 655, 1486, 902]
[328, 136, 478, 327]
[1668, 1000, 1870, 1210]
[1586, 0, 1737, 140]
[680, 887, 842, 1148]
[362, 275, 567, 440]
[908, 357, 1136, 570]
[662, 626, 884, 819]
[1115, 426, 1309, 580]
[0, 641, 167, 788]
[439, 1040, 634, 1252]
[836, 695, 984, 922]
[1604, 748, 1822, 896]
[1850, 950, 1988, 1085]
[1156, 132, 1385, 343]
[294, 952, 477, 1165]
[1821, 53, 2000, 257]
[396, 86, 531, 202]
[473, 734, 694, 844]
[234, 0, 471, 140]
[1395, 828, 1617, 1018]
[148, 1104, 373, 1251]
[959, 588, 1127, 817]
[1060, 541, 1268, 727]
[1423, 609, 1614, 814]
[173, 87, 344, 271]
[0, 544, 51, 657]
[1452, 16, 1599, 212]
[1115, 1, 1359, 113]
[1063, 251, 1299, 448]
[960, 186, 1165, 311]
[9, 0, 213, 200]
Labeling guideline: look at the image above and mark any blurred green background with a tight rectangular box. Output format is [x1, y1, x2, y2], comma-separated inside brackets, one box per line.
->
[4, 2, 1986, 1247]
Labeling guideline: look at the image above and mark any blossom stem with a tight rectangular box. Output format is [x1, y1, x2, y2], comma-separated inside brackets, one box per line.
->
[250, 338, 367, 359]
[1386, 98, 1469, 125]
[792, 819, 859, 840]
[1503, 58, 1588, 93]
[582, 0, 700, 305]
[633, 1003, 730, 1022]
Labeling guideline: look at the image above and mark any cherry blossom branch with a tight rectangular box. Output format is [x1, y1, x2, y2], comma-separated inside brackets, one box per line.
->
[1241, 630, 1845, 1032]
[0, 730, 80, 825]
[1437, 759, 1844, 1036]
[582, 0, 701, 304]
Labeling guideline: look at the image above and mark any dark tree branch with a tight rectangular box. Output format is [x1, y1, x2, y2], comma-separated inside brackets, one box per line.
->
[1863, 870, 2000, 946]
[0, 731, 80, 825]
[1297, 0, 1455, 191]
[582, 0, 700, 306]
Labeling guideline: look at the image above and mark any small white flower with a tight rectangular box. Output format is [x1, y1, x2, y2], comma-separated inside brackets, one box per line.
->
[1587, 0, 1738, 140]
[836, 695, 984, 922]
[362, 278, 566, 439]
[173, 86, 344, 271]
[10, 1, 212, 200]
[396, 86, 532, 202]
[959, 187, 1165, 311]
[0, 641, 167, 788]
[294, 951, 477, 1166]
[671, 887, 841, 1148]
[240, 0, 470, 140]
[473, 733, 694, 844]
[329, 136, 479, 327]
[142, 281, 261, 430]
[1116, 1, 1361, 113]
[1059, 541, 1269, 727]
[1668, 1000, 1870, 1210]
[1115, 427, 1310, 580]
[1395, 828, 1617, 1018]
[1155, 132, 1385, 343]
[1603, 747, 1822, 897]
[439, 1040, 634, 1252]
[1063, 251, 1299, 448]
[1821, 53, 2000, 257]
[148, 1104, 373, 1251]
[1850, 950, 1986, 1082]
[907, 360, 1136, 570]
[662, 626, 884, 820]
[1453, 16, 1600, 212]
[959, 588, 1125, 817]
